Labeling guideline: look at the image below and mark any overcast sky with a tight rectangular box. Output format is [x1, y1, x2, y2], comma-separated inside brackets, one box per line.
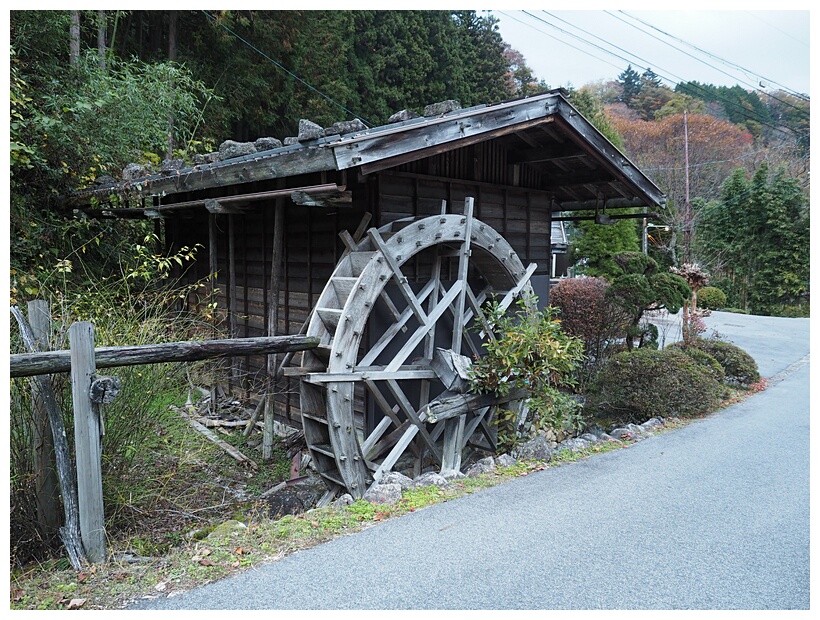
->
[491, 8, 811, 97]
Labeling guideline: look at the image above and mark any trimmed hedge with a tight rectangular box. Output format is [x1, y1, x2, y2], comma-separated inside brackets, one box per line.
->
[585, 347, 728, 424]
[691, 338, 760, 386]
[698, 286, 727, 310]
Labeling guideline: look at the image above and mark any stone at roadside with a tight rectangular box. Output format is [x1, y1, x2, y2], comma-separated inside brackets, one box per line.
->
[332, 493, 355, 508]
[641, 417, 664, 430]
[579, 432, 600, 444]
[556, 437, 591, 453]
[495, 454, 517, 468]
[413, 471, 449, 488]
[512, 436, 553, 462]
[465, 456, 496, 478]
[362, 483, 402, 505]
[609, 427, 634, 441]
[380, 471, 415, 490]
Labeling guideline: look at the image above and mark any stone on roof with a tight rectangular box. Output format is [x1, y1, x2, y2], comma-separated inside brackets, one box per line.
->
[423, 100, 461, 117]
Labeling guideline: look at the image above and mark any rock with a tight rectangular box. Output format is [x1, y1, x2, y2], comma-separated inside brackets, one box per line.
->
[512, 436, 553, 462]
[626, 423, 650, 438]
[381, 471, 415, 490]
[325, 119, 367, 135]
[218, 140, 257, 161]
[598, 433, 618, 443]
[92, 175, 117, 187]
[388, 109, 420, 123]
[465, 456, 496, 478]
[254, 137, 283, 152]
[641, 417, 664, 430]
[331, 494, 355, 508]
[265, 488, 305, 519]
[194, 152, 220, 165]
[122, 163, 149, 181]
[413, 472, 449, 487]
[556, 437, 591, 453]
[579, 432, 600, 444]
[609, 427, 634, 441]
[160, 158, 184, 173]
[283, 137, 299, 146]
[423, 100, 462, 116]
[297, 119, 325, 142]
[495, 454, 517, 468]
[206, 519, 247, 540]
[362, 483, 402, 505]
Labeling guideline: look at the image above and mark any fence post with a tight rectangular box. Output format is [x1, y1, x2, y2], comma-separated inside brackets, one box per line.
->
[28, 300, 61, 538]
[69, 321, 106, 563]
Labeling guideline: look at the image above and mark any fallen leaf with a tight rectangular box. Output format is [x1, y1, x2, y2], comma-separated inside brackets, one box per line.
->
[231, 561, 240, 568]
[199, 558, 216, 567]
[67, 598, 86, 610]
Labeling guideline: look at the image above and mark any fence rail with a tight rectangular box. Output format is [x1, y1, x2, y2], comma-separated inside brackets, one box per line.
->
[10, 334, 319, 378]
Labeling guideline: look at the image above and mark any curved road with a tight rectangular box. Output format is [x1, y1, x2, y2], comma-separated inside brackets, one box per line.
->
[131, 311, 810, 610]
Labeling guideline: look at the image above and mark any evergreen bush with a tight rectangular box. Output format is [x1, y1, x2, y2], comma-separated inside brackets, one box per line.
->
[698, 286, 727, 310]
[691, 338, 760, 386]
[585, 347, 728, 424]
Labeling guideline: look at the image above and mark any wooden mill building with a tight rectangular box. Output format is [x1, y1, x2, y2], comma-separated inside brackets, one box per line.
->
[71, 89, 665, 494]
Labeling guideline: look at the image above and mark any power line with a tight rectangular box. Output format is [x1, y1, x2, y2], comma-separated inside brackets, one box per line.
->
[200, 11, 370, 127]
[618, 10, 809, 100]
[513, 11, 806, 136]
[610, 10, 810, 118]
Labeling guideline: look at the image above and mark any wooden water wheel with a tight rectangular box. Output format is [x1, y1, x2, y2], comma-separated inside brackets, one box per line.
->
[299, 198, 537, 500]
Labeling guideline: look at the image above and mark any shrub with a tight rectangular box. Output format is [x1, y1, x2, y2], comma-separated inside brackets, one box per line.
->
[585, 347, 728, 424]
[669, 337, 760, 386]
[469, 298, 586, 447]
[549, 277, 630, 381]
[691, 338, 760, 386]
[698, 286, 727, 310]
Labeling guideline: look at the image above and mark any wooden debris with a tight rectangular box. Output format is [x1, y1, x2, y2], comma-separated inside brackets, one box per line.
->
[172, 405, 258, 470]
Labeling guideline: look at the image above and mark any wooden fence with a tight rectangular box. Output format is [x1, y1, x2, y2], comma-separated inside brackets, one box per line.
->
[10, 302, 318, 568]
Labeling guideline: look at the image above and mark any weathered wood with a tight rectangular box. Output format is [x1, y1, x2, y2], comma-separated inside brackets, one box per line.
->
[69, 322, 106, 564]
[10, 335, 319, 378]
[264, 196, 285, 460]
[450, 197, 474, 354]
[175, 407, 259, 470]
[423, 388, 529, 424]
[11, 306, 88, 569]
[430, 348, 472, 394]
[28, 300, 60, 539]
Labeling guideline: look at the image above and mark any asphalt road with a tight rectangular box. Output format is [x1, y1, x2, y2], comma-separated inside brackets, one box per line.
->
[130, 311, 811, 610]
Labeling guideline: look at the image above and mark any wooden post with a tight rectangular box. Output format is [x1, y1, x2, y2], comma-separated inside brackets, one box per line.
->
[28, 300, 60, 538]
[11, 306, 88, 569]
[69, 322, 106, 564]
[443, 197, 474, 473]
[208, 212, 220, 413]
[264, 198, 285, 460]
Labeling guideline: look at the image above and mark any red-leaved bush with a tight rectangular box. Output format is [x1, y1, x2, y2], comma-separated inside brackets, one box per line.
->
[549, 277, 630, 382]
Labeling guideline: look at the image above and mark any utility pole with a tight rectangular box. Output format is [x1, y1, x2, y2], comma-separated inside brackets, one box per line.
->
[683, 110, 692, 264]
